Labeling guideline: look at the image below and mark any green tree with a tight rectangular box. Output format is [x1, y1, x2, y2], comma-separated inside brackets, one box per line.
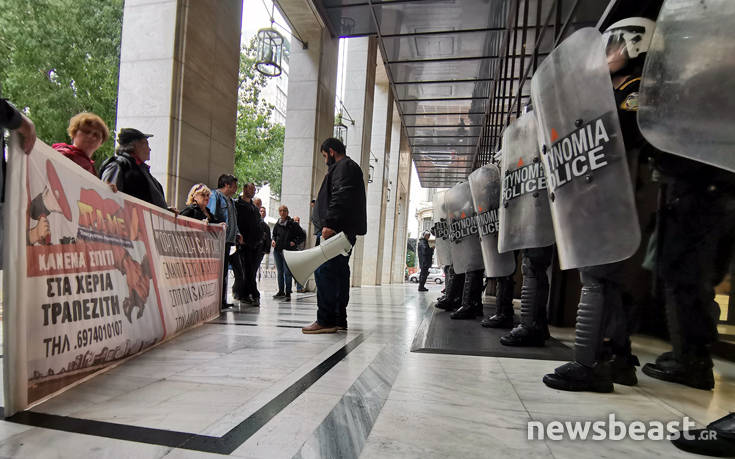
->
[406, 250, 416, 268]
[234, 38, 285, 197]
[0, 0, 123, 163]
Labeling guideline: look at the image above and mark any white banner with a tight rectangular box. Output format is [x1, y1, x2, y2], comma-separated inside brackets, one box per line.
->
[3, 135, 225, 415]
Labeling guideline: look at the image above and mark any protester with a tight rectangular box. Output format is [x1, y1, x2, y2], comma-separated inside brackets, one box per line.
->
[417, 231, 434, 292]
[271, 205, 305, 301]
[180, 183, 221, 223]
[1, 99, 36, 153]
[303, 138, 366, 334]
[53, 112, 109, 176]
[234, 182, 262, 305]
[204, 174, 241, 311]
[99, 129, 169, 207]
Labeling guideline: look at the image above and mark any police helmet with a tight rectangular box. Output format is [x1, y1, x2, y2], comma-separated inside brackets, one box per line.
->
[603, 17, 656, 62]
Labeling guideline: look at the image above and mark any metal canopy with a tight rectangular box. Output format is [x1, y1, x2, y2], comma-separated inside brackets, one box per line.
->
[314, 0, 615, 188]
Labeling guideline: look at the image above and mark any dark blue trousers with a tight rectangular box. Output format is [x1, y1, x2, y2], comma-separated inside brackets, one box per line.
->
[314, 251, 351, 327]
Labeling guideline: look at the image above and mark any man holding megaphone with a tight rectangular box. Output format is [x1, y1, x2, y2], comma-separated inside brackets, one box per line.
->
[293, 138, 366, 334]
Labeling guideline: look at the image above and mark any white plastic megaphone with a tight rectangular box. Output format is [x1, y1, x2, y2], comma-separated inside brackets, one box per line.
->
[284, 232, 353, 286]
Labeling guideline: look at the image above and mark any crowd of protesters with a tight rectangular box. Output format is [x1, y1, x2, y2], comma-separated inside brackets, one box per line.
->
[0, 100, 328, 315]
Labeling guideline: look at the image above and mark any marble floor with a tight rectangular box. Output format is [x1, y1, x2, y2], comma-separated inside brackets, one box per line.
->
[0, 281, 733, 458]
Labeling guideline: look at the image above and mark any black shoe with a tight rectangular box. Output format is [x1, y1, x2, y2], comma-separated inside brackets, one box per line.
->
[542, 361, 614, 393]
[418, 287, 429, 292]
[642, 355, 715, 390]
[251, 297, 260, 307]
[480, 313, 514, 328]
[221, 303, 235, 312]
[610, 353, 640, 386]
[450, 302, 483, 320]
[435, 298, 460, 311]
[283, 294, 291, 301]
[671, 413, 735, 457]
[273, 292, 285, 298]
[499, 324, 548, 347]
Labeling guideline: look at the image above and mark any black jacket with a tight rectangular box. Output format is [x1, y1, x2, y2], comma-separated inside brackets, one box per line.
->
[180, 203, 222, 223]
[99, 152, 168, 209]
[417, 238, 434, 269]
[258, 219, 271, 255]
[234, 197, 261, 249]
[272, 217, 305, 251]
[312, 156, 367, 241]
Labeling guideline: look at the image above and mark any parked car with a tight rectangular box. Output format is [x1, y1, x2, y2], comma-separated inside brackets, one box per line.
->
[408, 267, 445, 284]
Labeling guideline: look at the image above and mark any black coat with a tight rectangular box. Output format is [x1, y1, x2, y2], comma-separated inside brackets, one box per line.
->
[234, 198, 261, 249]
[272, 217, 305, 251]
[312, 156, 367, 242]
[258, 219, 271, 255]
[180, 203, 221, 223]
[99, 152, 168, 209]
[417, 238, 434, 269]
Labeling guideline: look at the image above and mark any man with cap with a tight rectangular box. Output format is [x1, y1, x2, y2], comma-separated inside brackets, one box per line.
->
[100, 128, 168, 210]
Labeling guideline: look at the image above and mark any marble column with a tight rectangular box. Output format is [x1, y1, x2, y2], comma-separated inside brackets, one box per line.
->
[391, 135, 413, 283]
[360, 68, 392, 286]
[116, 0, 242, 207]
[339, 37, 377, 287]
[381, 104, 401, 284]
[278, 10, 339, 251]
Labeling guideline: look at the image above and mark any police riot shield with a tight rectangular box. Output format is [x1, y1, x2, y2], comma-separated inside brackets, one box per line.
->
[431, 191, 452, 266]
[530, 27, 640, 270]
[468, 165, 516, 277]
[498, 112, 555, 253]
[638, 0, 735, 173]
[445, 182, 484, 275]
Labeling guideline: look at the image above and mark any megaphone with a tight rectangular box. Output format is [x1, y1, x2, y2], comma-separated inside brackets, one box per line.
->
[284, 232, 353, 286]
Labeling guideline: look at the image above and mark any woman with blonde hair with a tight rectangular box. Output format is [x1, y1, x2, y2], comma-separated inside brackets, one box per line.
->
[180, 183, 221, 223]
[52, 112, 109, 176]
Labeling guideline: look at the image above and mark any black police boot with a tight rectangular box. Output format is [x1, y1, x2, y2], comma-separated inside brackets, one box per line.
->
[436, 267, 464, 311]
[642, 286, 716, 390]
[543, 361, 614, 393]
[451, 270, 484, 320]
[543, 268, 613, 392]
[501, 247, 552, 346]
[610, 352, 640, 386]
[671, 413, 735, 457]
[481, 275, 515, 328]
[642, 352, 715, 390]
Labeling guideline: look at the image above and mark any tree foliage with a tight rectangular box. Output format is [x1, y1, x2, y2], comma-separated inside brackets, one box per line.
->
[234, 38, 285, 197]
[0, 0, 123, 162]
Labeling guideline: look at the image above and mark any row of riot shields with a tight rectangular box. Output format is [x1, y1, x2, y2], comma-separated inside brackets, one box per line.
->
[432, 4, 733, 272]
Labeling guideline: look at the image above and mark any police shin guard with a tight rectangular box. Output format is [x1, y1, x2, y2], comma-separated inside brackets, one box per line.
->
[451, 269, 484, 320]
[542, 271, 613, 393]
[500, 248, 551, 346]
[642, 286, 715, 390]
[436, 267, 464, 311]
[481, 275, 515, 328]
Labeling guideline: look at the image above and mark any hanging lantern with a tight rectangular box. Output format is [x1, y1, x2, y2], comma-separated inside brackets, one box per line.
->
[255, 28, 285, 77]
[334, 112, 348, 142]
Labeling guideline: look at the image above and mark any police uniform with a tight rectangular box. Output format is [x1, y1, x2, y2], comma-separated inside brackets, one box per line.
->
[640, 80, 735, 389]
[543, 75, 645, 392]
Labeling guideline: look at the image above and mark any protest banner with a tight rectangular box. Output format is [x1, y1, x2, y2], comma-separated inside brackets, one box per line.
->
[2, 134, 225, 416]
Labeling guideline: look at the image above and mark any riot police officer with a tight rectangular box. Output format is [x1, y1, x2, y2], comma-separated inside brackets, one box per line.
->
[541, 18, 655, 392]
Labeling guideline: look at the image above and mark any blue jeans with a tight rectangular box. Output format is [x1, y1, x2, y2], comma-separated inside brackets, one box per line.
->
[314, 251, 351, 327]
[273, 249, 293, 295]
